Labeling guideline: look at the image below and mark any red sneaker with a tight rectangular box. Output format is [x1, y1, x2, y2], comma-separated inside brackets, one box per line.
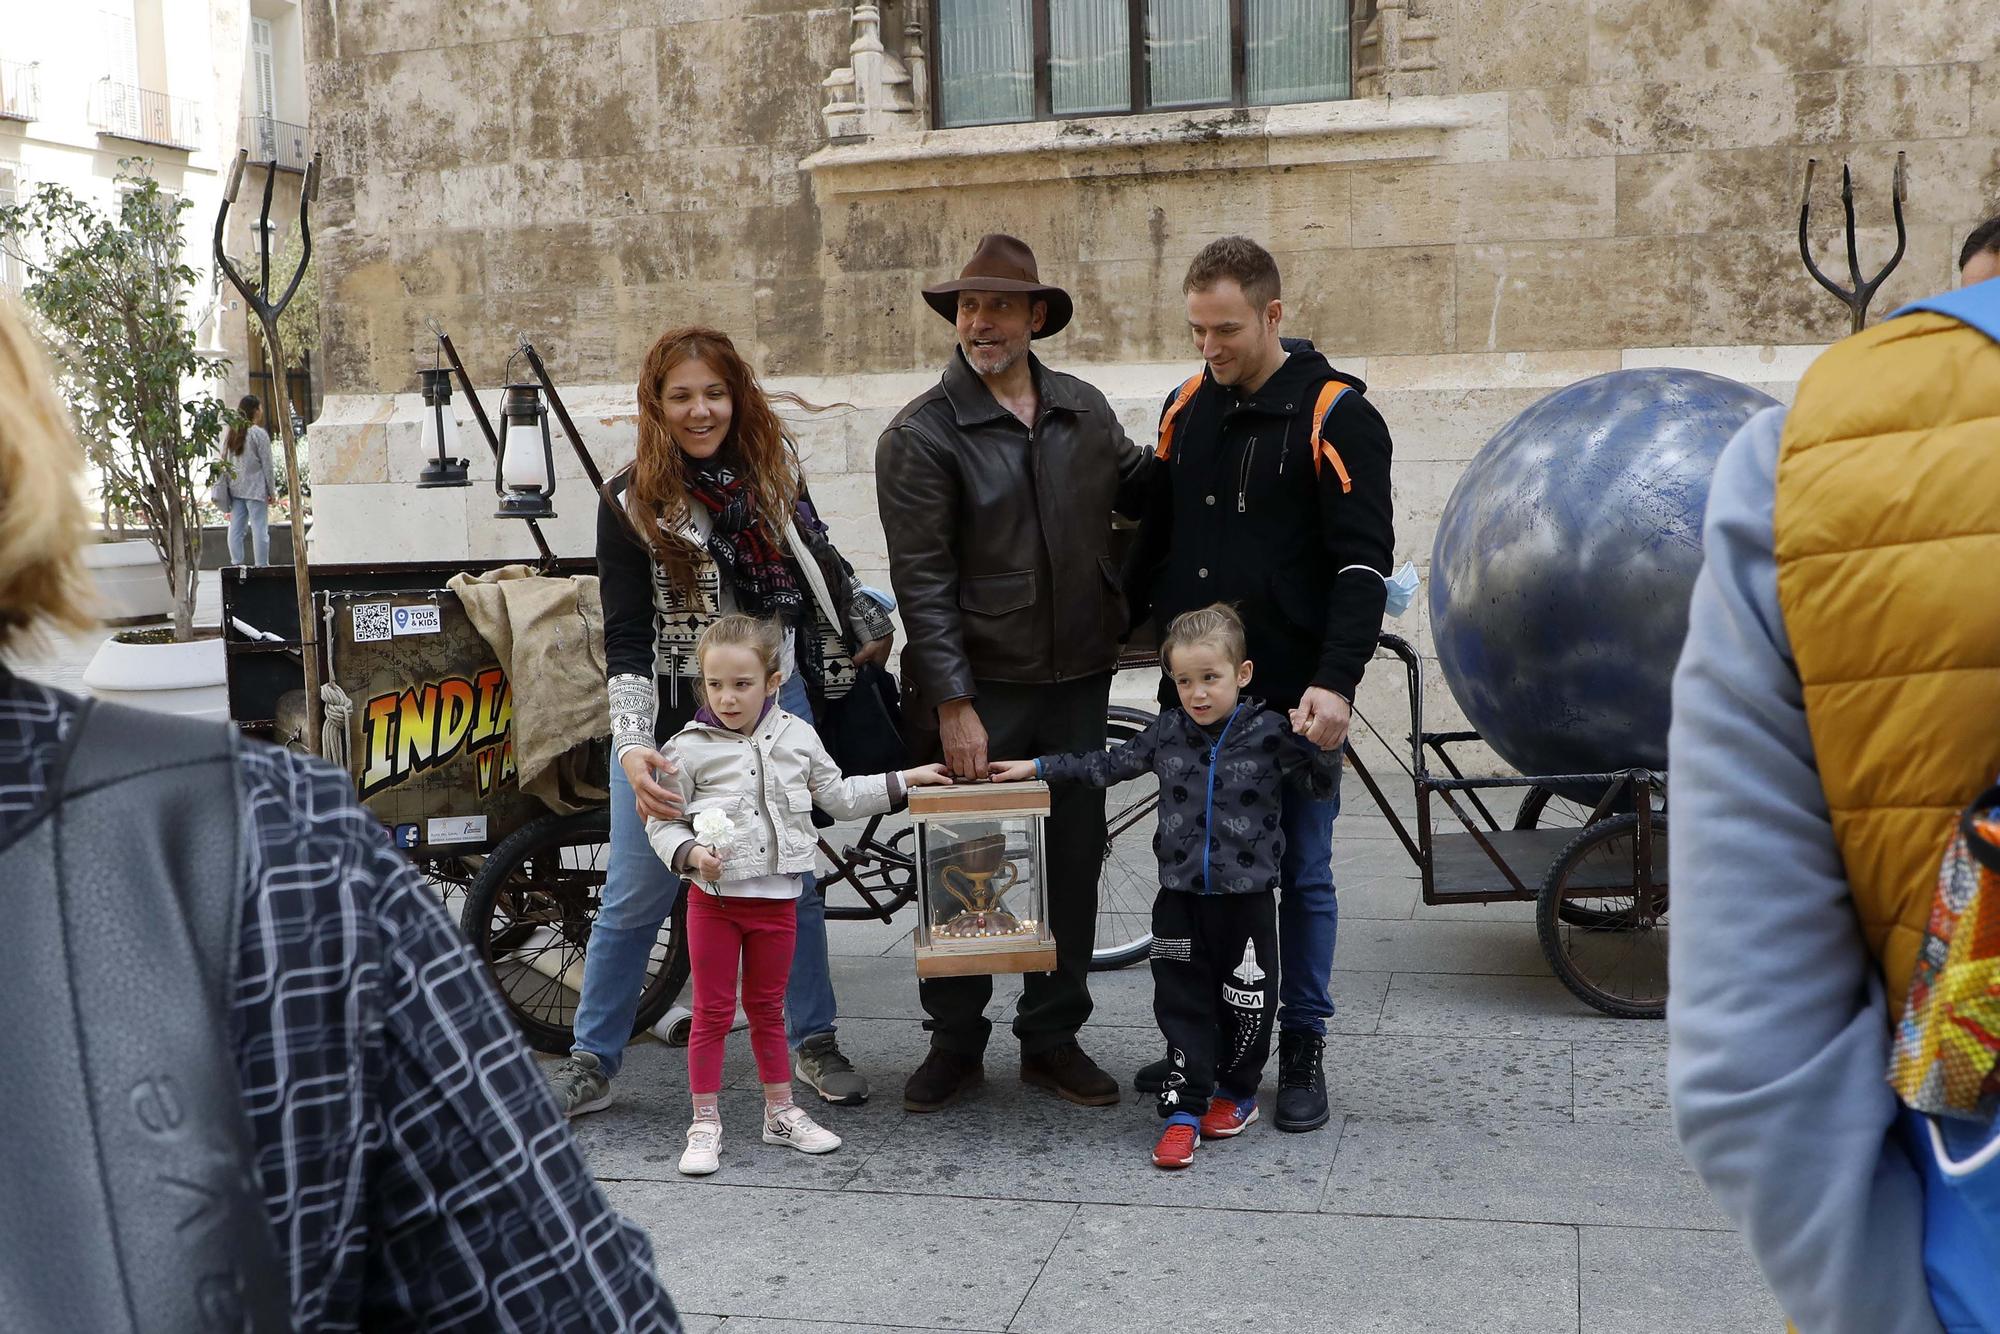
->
[1199, 1096, 1259, 1139]
[1152, 1121, 1199, 1169]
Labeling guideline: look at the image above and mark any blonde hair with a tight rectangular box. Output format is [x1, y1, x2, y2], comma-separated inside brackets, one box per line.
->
[695, 614, 787, 693]
[0, 296, 95, 651]
[1160, 603, 1247, 671]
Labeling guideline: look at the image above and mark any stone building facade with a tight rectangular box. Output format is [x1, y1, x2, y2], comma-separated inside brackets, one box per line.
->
[302, 0, 1998, 735]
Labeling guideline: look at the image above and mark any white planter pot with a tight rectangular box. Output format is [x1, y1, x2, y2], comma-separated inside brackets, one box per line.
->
[81, 635, 228, 720]
[83, 538, 172, 624]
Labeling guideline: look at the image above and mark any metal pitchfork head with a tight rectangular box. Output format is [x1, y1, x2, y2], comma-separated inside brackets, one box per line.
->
[1798, 151, 1908, 335]
[214, 147, 320, 324]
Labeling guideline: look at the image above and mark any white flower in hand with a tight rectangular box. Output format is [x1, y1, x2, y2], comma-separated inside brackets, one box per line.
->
[691, 808, 734, 854]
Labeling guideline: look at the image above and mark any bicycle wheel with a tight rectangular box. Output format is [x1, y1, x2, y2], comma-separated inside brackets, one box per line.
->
[1535, 813, 1668, 1020]
[1093, 705, 1159, 970]
[1517, 784, 1665, 929]
[461, 809, 691, 1054]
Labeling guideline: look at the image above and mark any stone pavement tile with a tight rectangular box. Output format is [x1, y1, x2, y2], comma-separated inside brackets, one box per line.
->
[1323, 1119, 1730, 1229]
[602, 1180, 1073, 1329]
[677, 1316, 727, 1333]
[823, 910, 915, 958]
[1012, 1204, 1577, 1333]
[1337, 875, 1419, 919]
[709, 1321, 1004, 1333]
[845, 1064, 1336, 1213]
[1580, 1226, 1782, 1333]
[1328, 1033, 1574, 1124]
[565, 1038, 898, 1189]
[1377, 972, 1667, 1045]
[1332, 917, 1551, 974]
[1572, 1042, 1671, 1126]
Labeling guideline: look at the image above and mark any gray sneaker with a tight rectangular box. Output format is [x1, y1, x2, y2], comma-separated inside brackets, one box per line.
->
[548, 1051, 614, 1118]
[794, 1033, 870, 1105]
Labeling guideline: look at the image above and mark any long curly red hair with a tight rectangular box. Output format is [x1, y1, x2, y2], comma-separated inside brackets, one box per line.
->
[624, 327, 804, 597]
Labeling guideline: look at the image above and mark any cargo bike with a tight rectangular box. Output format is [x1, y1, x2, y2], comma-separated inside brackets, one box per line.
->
[220, 556, 1167, 1054]
[1338, 633, 1670, 1020]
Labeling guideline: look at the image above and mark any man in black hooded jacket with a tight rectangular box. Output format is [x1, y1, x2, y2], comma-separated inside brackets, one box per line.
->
[1125, 235, 1397, 1133]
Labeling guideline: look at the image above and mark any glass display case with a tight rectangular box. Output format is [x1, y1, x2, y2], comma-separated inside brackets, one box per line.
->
[909, 781, 1058, 978]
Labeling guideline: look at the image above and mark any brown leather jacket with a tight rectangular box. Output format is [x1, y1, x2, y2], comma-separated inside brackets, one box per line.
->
[876, 350, 1152, 707]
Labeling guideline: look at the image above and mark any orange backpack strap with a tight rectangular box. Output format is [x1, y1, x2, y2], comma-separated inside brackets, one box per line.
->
[1155, 373, 1206, 461]
[1309, 381, 1355, 493]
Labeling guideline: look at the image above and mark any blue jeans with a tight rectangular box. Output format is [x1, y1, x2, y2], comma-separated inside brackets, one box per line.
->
[1277, 773, 1341, 1036]
[228, 497, 269, 565]
[570, 672, 838, 1076]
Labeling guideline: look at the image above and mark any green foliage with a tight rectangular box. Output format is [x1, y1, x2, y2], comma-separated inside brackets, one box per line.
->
[266, 230, 319, 361]
[0, 168, 229, 640]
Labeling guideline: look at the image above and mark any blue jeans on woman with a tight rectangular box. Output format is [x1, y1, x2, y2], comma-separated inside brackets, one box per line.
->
[227, 497, 270, 566]
[569, 672, 839, 1078]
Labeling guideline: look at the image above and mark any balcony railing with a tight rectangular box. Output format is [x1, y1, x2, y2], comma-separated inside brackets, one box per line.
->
[89, 79, 202, 151]
[243, 115, 309, 173]
[0, 60, 38, 121]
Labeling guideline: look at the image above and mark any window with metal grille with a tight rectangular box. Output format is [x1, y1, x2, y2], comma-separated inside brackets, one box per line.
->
[931, 0, 1351, 129]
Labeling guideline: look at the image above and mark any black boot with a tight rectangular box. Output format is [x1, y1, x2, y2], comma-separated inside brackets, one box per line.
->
[903, 1046, 984, 1113]
[1274, 1030, 1329, 1132]
[1021, 1040, 1120, 1106]
[1133, 1053, 1170, 1094]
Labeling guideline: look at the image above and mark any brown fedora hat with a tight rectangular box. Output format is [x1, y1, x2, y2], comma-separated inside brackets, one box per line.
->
[921, 233, 1073, 338]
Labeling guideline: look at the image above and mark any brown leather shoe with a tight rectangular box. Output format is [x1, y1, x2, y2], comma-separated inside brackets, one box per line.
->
[902, 1046, 984, 1112]
[1021, 1040, 1120, 1106]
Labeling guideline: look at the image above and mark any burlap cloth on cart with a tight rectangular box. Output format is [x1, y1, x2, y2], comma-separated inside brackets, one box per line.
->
[446, 565, 609, 813]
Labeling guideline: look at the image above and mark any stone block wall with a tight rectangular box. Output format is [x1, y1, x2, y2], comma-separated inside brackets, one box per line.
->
[302, 0, 1998, 770]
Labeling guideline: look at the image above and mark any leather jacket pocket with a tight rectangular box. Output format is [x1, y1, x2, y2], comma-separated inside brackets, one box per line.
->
[959, 569, 1036, 618]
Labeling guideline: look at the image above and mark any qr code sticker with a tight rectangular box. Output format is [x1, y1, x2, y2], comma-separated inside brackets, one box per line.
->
[351, 602, 394, 643]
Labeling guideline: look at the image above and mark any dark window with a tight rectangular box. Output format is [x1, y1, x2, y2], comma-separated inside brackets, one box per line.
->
[931, 0, 1352, 129]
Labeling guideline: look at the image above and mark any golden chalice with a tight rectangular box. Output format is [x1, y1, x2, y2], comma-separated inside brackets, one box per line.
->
[932, 832, 1026, 939]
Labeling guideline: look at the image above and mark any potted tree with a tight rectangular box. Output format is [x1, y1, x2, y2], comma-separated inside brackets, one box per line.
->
[0, 171, 234, 717]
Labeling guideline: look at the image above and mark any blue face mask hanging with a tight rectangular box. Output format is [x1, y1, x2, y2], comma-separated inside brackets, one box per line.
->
[1382, 561, 1420, 619]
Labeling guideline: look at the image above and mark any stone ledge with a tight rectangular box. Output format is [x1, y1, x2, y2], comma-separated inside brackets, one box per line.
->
[801, 93, 1511, 197]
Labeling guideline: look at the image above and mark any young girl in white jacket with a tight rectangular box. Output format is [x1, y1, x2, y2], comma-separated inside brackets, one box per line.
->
[650, 614, 948, 1175]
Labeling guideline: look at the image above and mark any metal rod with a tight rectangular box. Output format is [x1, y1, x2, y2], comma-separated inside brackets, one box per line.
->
[520, 342, 608, 493]
[1341, 742, 1423, 865]
[212, 148, 323, 752]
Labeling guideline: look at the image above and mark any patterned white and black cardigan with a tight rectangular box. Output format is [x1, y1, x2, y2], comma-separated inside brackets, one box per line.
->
[600, 468, 892, 758]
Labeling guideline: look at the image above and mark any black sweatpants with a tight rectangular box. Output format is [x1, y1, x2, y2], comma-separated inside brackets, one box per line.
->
[911, 673, 1109, 1056]
[1150, 888, 1278, 1119]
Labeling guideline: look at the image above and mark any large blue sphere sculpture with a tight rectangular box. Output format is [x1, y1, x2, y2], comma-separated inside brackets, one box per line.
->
[1428, 368, 1779, 782]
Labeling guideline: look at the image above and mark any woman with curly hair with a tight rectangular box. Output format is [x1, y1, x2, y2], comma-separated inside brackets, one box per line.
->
[546, 326, 895, 1119]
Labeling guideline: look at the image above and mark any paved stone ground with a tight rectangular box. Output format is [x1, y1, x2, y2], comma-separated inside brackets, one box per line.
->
[567, 795, 1781, 1333]
[11, 590, 1782, 1331]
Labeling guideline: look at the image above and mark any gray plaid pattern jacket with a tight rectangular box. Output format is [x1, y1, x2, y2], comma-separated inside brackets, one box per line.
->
[0, 668, 678, 1332]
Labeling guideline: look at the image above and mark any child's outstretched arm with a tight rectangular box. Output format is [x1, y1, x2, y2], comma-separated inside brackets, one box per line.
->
[1002, 714, 1167, 789]
[799, 733, 948, 821]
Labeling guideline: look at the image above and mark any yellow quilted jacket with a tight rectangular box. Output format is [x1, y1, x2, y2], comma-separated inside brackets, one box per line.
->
[1773, 311, 2000, 1017]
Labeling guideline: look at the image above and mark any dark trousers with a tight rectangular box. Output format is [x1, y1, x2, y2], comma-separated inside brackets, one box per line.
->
[915, 673, 1110, 1056]
[1150, 888, 1278, 1120]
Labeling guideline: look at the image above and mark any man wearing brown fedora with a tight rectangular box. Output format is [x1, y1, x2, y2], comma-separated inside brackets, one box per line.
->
[876, 233, 1151, 1112]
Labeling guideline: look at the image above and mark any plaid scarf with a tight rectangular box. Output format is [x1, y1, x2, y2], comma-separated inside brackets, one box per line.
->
[685, 462, 803, 623]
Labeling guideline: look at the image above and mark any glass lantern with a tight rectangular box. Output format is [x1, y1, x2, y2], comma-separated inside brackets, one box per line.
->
[909, 780, 1058, 978]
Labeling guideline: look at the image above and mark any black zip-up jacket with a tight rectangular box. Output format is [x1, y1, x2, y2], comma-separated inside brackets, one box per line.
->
[1125, 338, 1395, 709]
[875, 350, 1153, 708]
[1037, 699, 1339, 894]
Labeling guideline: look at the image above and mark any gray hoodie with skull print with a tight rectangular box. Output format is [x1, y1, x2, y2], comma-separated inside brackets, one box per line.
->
[1036, 699, 1339, 895]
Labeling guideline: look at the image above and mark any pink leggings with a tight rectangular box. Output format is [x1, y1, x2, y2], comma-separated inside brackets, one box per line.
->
[685, 890, 798, 1096]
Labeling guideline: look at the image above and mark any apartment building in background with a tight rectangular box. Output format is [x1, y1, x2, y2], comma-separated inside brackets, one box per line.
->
[0, 0, 316, 419]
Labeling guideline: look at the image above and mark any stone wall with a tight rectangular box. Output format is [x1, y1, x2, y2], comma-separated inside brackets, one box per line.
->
[303, 0, 1998, 762]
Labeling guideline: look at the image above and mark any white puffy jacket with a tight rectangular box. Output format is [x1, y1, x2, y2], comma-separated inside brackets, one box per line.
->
[648, 706, 901, 881]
